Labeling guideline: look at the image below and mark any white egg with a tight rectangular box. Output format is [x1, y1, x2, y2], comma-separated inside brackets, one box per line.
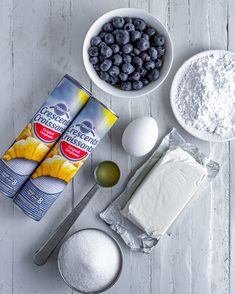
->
[122, 117, 158, 157]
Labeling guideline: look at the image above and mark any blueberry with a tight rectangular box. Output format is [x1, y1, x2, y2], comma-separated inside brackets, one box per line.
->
[122, 43, 133, 54]
[112, 54, 122, 66]
[147, 69, 160, 81]
[154, 35, 165, 46]
[146, 27, 156, 38]
[91, 36, 101, 46]
[99, 55, 106, 62]
[99, 42, 106, 49]
[99, 71, 110, 81]
[108, 65, 120, 77]
[138, 67, 147, 77]
[157, 46, 166, 56]
[131, 71, 141, 81]
[93, 64, 100, 71]
[115, 30, 130, 45]
[103, 22, 114, 32]
[133, 48, 141, 55]
[155, 58, 162, 68]
[145, 60, 155, 70]
[112, 29, 119, 36]
[88, 46, 99, 57]
[123, 54, 132, 64]
[142, 78, 150, 86]
[133, 56, 143, 68]
[137, 38, 150, 51]
[104, 33, 114, 45]
[100, 46, 112, 58]
[122, 63, 135, 74]
[99, 32, 106, 40]
[121, 81, 132, 91]
[100, 59, 112, 71]
[133, 18, 146, 31]
[124, 17, 132, 24]
[130, 31, 141, 42]
[124, 23, 135, 32]
[89, 56, 99, 65]
[108, 76, 119, 85]
[111, 44, 120, 54]
[112, 17, 125, 29]
[148, 47, 158, 60]
[133, 80, 143, 90]
[141, 33, 149, 41]
[140, 52, 151, 61]
[119, 72, 128, 81]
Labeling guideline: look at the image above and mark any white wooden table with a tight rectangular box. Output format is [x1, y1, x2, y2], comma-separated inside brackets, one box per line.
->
[0, 0, 234, 293]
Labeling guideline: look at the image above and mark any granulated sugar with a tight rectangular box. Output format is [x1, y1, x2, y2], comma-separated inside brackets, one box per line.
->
[175, 52, 235, 136]
[58, 229, 121, 293]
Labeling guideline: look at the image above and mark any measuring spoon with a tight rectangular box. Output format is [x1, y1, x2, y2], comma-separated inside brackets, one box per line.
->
[33, 160, 120, 266]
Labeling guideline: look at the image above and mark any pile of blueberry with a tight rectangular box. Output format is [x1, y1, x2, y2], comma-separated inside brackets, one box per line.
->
[88, 16, 166, 91]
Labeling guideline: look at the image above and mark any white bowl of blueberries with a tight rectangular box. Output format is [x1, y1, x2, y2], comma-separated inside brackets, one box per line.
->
[83, 8, 173, 98]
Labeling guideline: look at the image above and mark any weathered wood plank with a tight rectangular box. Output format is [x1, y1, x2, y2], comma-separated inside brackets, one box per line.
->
[207, 1, 230, 293]
[0, 2, 15, 293]
[228, 0, 235, 293]
[209, 143, 230, 294]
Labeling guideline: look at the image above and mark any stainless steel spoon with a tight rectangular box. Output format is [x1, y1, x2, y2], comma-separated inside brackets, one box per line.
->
[33, 161, 120, 266]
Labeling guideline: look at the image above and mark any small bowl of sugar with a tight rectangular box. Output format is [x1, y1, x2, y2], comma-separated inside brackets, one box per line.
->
[58, 228, 123, 293]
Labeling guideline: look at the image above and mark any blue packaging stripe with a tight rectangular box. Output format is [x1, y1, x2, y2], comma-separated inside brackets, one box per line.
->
[14, 180, 60, 221]
[0, 160, 27, 198]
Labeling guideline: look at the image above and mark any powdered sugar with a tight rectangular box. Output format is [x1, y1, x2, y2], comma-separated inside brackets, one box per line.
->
[175, 52, 235, 138]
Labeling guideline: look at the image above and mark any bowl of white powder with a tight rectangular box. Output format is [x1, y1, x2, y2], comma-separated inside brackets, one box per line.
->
[58, 228, 123, 293]
[171, 50, 235, 142]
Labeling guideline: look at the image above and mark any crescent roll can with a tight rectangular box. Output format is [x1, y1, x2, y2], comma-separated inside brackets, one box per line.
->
[0, 75, 91, 198]
[14, 97, 118, 221]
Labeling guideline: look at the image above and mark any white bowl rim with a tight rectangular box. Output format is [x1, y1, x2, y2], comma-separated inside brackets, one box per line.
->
[170, 49, 235, 142]
[83, 8, 173, 99]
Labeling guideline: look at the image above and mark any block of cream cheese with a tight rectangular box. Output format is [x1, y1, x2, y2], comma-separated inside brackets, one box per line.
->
[121, 147, 207, 238]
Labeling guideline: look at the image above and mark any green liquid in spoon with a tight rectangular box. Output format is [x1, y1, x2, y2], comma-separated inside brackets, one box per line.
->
[94, 161, 120, 188]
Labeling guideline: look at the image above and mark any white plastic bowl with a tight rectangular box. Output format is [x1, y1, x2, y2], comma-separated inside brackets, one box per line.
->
[83, 8, 173, 98]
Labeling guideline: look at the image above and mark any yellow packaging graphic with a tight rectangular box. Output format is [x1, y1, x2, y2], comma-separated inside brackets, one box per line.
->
[31, 146, 86, 183]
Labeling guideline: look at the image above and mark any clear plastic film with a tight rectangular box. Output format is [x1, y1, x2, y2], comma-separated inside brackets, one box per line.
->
[100, 129, 220, 253]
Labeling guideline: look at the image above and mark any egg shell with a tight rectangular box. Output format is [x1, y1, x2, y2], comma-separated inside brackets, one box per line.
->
[122, 117, 158, 157]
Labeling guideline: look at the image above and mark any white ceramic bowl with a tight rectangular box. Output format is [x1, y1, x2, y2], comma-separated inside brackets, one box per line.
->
[83, 8, 173, 98]
[170, 50, 235, 142]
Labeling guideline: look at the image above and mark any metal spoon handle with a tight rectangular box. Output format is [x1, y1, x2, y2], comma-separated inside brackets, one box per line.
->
[34, 183, 99, 266]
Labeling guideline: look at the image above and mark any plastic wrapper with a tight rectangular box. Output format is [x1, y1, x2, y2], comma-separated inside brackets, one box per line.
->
[100, 129, 220, 253]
